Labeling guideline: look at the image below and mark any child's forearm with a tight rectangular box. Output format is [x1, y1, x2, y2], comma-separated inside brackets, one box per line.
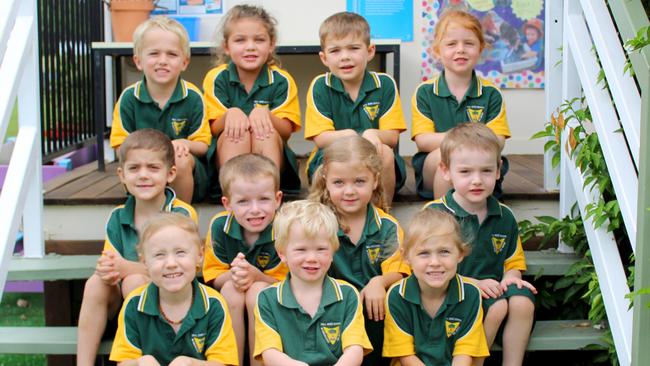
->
[333, 345, 364, 366]
[212, 272, 233, 290]
[503, 269, 523, 280]
[312, 129, 358, 148]
[381, 272, 405, 289]
[210, 116, 225, 136]
[187, 140, 208, 156]
[413, 132, 446, 152]
[255, 271, 280, 285]
[399, 355, 426, 366]
[268, 115, 294, 141]
[451, 354, 473, 366]
[262, 348, 309, 366]
[366, 129, 399, 147]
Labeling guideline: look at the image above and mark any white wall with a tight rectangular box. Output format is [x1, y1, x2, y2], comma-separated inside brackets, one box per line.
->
[122, 0, 546, 155]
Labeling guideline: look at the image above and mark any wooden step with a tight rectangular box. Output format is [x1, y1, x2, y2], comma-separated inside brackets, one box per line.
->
[8, 250, 580, 281]
[0, 320, 604, 355]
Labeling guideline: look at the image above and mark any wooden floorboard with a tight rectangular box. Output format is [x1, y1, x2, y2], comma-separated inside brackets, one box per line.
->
[44, 155, 558, 205]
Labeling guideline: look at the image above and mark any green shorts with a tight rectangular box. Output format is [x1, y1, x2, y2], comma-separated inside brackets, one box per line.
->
[191, 155, 210, 203]
[482, 283, 535, 310]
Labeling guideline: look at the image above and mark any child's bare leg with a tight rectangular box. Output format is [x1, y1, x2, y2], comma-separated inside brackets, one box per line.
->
[217, 132, 251, 168]
[220, 280, 246, 366]
[251, 132, 283, 170]
[476, 299, 508, 366]
[121, 273, 150, 298]
[502, 296, 535, 366]
[76, 274, 121, 366]
[245, 282, 270, 366]
[380, 144, 396, 204]
[171, 153, 196, 203]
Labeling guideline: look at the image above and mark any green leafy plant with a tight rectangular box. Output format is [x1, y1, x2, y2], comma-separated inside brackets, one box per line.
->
[623, 25, 650, 76]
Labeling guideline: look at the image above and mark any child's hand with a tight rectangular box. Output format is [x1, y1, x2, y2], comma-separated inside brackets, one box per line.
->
[171, 139, 191, 159]
[224, 107, 250, 143]
[168, 355, 193, 366]
[230, 253, 259, 292]
[96, 251, 120, 286]
[476, 279, 504, 299]
[360, 276, 387, 321]
[248, 106, 274, 140]
[137, 355, 161, 366]
[500, 277, 538, 294]
[360, 129, 384, 155]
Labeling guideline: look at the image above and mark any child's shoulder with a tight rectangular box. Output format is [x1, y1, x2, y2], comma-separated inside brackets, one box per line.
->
[422, 197, 449, 212]
[117, 81, 141, 101]
[414, 74, 442, 92]
[179, 79, 204, 99]
[371, 71, 398, 90]
[204, 64, 230, 81]
[494, 200, 518, 225]
[268, 64, 297, 83]
[457, 275, 482, 301]
[207, 210, 233, 229]
[169, 197, 198, 222]
[475, 75, 503, 95]
[198, 282, 229, 307]
[122, 283, 150, 307]
[373, 205, 401, 227]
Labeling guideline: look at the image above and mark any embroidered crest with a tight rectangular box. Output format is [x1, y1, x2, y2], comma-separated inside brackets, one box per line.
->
[256, 252, 270, 268]
[445, 318, 461, 338]
[191, 333, 206, 353]
[466, 106, 485, 123]
[366, 245, 381, 264]
[253, 100, 270, 109]
[362, 102, 380, 121]
[491, 234, 507, 254]
[320, 322, 341, 346]
[171, 118, 187, 136]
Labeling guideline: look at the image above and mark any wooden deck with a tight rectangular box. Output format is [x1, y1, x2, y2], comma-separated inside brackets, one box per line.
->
[44, 154, 558, 205]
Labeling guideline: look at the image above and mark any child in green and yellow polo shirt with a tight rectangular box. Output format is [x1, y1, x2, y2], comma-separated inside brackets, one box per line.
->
[110, 16, 212, 203]
[305, 12, 406, 204]
[254, 200, 372, 366]
[411, 10, 510, 200]
[110, 213, 238, 366]
[384, 209, 489, 366]
[424, 123, 536, 366]
[203, 5, 302, 194]
[203, 154, 286, 366]
[77, 130, 198, 366]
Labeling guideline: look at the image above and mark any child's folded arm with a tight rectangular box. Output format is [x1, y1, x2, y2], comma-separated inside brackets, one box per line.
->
[312, 129, 358, 149]
[398, 355, 427, 366]
[333, 345, 364, 366]
[413, 131, 447, 153]
[451, 354, 473, 366]
[261, 348, 309, 366]
[360, 129, 399, 148]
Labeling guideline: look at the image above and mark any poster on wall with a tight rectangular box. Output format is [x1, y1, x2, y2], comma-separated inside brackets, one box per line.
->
[421, 0, 545, 88]
[347, 0, 413, 41]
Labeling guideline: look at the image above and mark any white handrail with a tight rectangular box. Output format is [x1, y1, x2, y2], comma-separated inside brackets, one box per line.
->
[0, 0, 20, 64]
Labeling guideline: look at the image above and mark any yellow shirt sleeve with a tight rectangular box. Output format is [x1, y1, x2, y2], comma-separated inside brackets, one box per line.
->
[253, 288, 284, 361]
[271, 66, 301, 131]
[504, 236, 527, 272]
[109, 87, 133, 149]
[410, 80, 437, 138]
[204, 290, 240, 365]
[304, 74, 334, 139]
[263, 261, 289, 282]
[380, 219, 411, 276]
[377, 73, 406, 132]
[202, 65, 230, 123]
[109, 291, 144, 362]
[453, 284, 490, 358]
[185, 81, 212, 145]
[202, 219, 232, 284]
[339, 282, 373, 355]
[382, 283, 416, 358]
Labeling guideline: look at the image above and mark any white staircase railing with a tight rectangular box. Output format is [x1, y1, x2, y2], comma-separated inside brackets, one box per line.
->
[0, 0, 44, 302]
[547, 1, 648, 365]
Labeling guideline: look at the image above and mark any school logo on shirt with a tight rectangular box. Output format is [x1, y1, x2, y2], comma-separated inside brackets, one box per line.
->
[466, 106, 485, 123]
[171, 118, 187, 136]
[191, 333, 206, 353]
[366, 244, 381, 264]
[491, 234, 507, 254]
[256, 252, 271, 269]
[362, 102, 380, 121]
[253, 100, 270, 108]
[445, 317, 462, 338]
[320, 322, 341, 346]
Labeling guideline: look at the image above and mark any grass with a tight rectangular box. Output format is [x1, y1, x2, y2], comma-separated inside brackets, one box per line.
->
[4, 102, 19, 142]
[0, 292, 46, 366]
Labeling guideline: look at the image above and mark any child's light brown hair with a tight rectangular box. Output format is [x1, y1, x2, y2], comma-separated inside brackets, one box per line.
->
[273, 200, 339, 253]
[219, 153, 280, 198]
[137, 212, 202, 257]
[403, 209, 470, 260]
[432, 9, 486, 56]
[319, 12, 371, 48]
[440, 122, 501, 168]
[118, 129, 175, 169]
[213, 4, 280, 66]
[308, 135, 387, 228]
[133, 16, 191, 59]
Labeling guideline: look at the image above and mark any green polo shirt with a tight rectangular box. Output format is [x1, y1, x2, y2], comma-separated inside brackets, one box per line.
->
[254, 275, 372, 365]
[202, 62, 302, 192]
[110, 78, 211, 148]
[383, 274, 489, 364]
[329, 205, 410, 290]
[304, 71, 407, 185]
[203, 210, 287, 284]
[423, 190, 526, 281]
[103, 187, 197, 262]
[110, 280, 238, 365]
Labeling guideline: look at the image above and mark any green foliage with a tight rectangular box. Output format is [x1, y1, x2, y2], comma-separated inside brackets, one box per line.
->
[624, 25, 650, 76]
[0, 293, 46, 366]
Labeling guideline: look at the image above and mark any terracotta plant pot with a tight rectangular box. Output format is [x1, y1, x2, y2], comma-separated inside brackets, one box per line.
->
[109, 0, 155, 42]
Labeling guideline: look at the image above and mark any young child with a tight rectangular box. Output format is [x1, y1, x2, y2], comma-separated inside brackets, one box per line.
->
[254, 200, 372, 366]
[308, 135, 410, 366]
[304, 11, 407, 204]
[411, 9, 511, 200]
[110, 212, 238, 366]
[110, 16, 212, 203]
[203, 153, 286, 366]
[383, 209, 489, 365]
[424, 123, 536, 366]
[77, 129, 198, 366]
[202, 4, 301, 193]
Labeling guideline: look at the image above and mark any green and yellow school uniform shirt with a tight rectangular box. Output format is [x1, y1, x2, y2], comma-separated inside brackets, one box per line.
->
[304, 71, 407, 188]
[383, 274, 489, 365]
[202, 63, 302, 192]
[109, 78, 212, 201]
[329, 204, 410, 290]
[254, 275, 372, 365]
[103, 187, 197, 262]
[203, 210, 287, 284]
[110, 280, 238, 365]
[410, 71, 511, 198]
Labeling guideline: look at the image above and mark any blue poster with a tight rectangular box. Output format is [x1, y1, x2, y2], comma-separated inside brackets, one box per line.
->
[347, 0, 413, 41]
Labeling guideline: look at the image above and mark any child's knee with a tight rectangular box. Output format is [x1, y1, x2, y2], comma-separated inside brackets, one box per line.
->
[245, 281, 269, 308]
[175, 154, 195, 173]
[508, 295, 535, 316]
[221, 281, 246, 309]
[486, 299, 508, 323]
[83, 274, 113, 300]
[121, 274, 149, 297]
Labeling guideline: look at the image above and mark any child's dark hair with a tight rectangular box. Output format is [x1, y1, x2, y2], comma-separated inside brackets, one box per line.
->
[213, 4, 280, 66]
[118, 129, 175, 168]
